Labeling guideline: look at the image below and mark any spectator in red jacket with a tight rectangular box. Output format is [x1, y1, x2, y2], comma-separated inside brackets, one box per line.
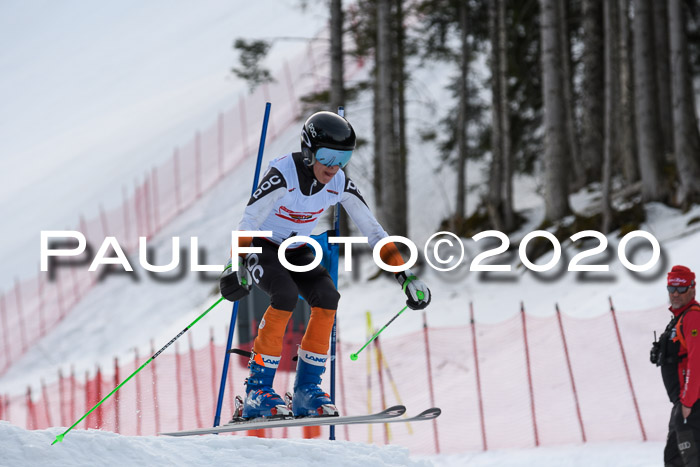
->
[652, 265, 700, 466]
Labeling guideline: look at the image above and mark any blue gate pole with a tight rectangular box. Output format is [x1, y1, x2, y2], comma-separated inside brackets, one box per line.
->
[329, 106, 344, 440]
[213, 102, 271, 428]
[329, 207, 340, 441]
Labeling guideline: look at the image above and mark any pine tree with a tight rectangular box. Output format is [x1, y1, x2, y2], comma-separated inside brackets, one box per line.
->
[231, 39, 274, 93]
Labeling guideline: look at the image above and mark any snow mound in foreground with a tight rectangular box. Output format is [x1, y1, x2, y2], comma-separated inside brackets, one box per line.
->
[1, 421, 429, 467]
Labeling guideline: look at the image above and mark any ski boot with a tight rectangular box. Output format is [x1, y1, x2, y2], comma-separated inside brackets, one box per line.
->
[291, 348, 339, 417]
[238, 352, 292, 420]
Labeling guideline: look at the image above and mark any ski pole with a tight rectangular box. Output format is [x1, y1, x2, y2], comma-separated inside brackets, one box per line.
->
[52, 296, 226, 445]
[350, 305, 408, 361]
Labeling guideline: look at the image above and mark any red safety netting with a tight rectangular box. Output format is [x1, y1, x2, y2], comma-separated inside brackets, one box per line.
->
[0, 299, 674, 455]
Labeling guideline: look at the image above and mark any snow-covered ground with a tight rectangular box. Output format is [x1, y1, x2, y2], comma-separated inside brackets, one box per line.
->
[1, 421, 663, 467]
[2, 1, 699, 466]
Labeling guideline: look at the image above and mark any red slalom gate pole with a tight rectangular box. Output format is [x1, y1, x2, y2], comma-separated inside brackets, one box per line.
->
[188, 332, 203, 428]
[469, 303, 487, 451]
[609, 296, 647, 441]
[151, 341, 160, 435]
[555, 304, 587, 443]
[58, 369, 65, 428]
[209, 329, 218, 417]
[195, 131, 202, 199]
[173, 149, 182, 214]
[239, 95, 249, 158]
[27, 387, 36, 430]
[422, 311, 440, 454]
[114, 358, 120, 433]
[218, 113, 224, 179]
[15, 279, 27, 353]
[151, 167, 160, 231]
[99, 205, 109, 240]
[176, 342, 183, 431]
[1, 295, 11, 373]
[134, 350, 142, 436]
[83, 371, 90, 429]
[122, 186, 131, 249]
[70, 367, 76, 424]
[42, 379, 52, 428]
[38, 275, 46, 338]
[520, 302, 539, 447]
[143, 177, 152, 238]
[95, 367, 103, 429]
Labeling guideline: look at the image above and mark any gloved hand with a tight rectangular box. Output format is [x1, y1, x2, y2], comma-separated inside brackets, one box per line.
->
[395, 269, 431, 310]
[220, 257, 252, 302]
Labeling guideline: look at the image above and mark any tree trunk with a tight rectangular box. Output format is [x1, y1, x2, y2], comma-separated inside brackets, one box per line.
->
[376, 0, 400, 233]
[669, 0, 700, 205]
[330, 0, 345, 112]
[540, 0, 571, 221]
[632, 0, 667, 202]
[393, 0, 408, 236]
[581, 0, 604, 182]
[618, 0, 638, 184]
[373, 58, 382, 208]
[455, 0, 469, 224]
[488, 0, 504, 231]
[558, 0, 585, 189]
[653, 0, 675, 158]
[498, 0, 514, 231]
[330, 0, 352, 236]
[602, 0, 620, 233]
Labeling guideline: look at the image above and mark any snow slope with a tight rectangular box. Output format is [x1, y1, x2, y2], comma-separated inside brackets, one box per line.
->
[0, 421, 663, 467]
[1, 421, 429, 467]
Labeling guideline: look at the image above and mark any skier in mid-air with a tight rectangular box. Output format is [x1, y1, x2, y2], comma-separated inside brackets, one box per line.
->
[219, 111, 431, 420]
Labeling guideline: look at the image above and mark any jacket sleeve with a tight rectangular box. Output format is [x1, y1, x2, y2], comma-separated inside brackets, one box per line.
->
[340, 177, 404, 267]
[681, 311, 700, 407]
[234, 167, 286, 254]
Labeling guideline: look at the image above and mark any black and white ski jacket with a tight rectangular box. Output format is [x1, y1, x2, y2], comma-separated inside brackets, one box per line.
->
[237, 152, 392, 250]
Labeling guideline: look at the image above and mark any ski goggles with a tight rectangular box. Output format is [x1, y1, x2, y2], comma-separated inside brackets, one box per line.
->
[667, 285, 692, 294]
[315, 147, 353, 168]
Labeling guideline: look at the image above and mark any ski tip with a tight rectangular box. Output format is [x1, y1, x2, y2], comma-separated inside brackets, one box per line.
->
[417, 407, 441, 419]
[385, 405, 407, 416]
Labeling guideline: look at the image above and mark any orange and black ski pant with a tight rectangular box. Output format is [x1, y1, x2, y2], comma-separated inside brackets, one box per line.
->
[244, 238, 340, 312]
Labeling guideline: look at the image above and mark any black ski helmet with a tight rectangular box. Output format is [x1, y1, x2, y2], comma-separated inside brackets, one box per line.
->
[300, 111, 356, 167]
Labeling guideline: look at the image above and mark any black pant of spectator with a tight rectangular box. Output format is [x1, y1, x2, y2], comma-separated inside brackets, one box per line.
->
[665, 401, 700, 467]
